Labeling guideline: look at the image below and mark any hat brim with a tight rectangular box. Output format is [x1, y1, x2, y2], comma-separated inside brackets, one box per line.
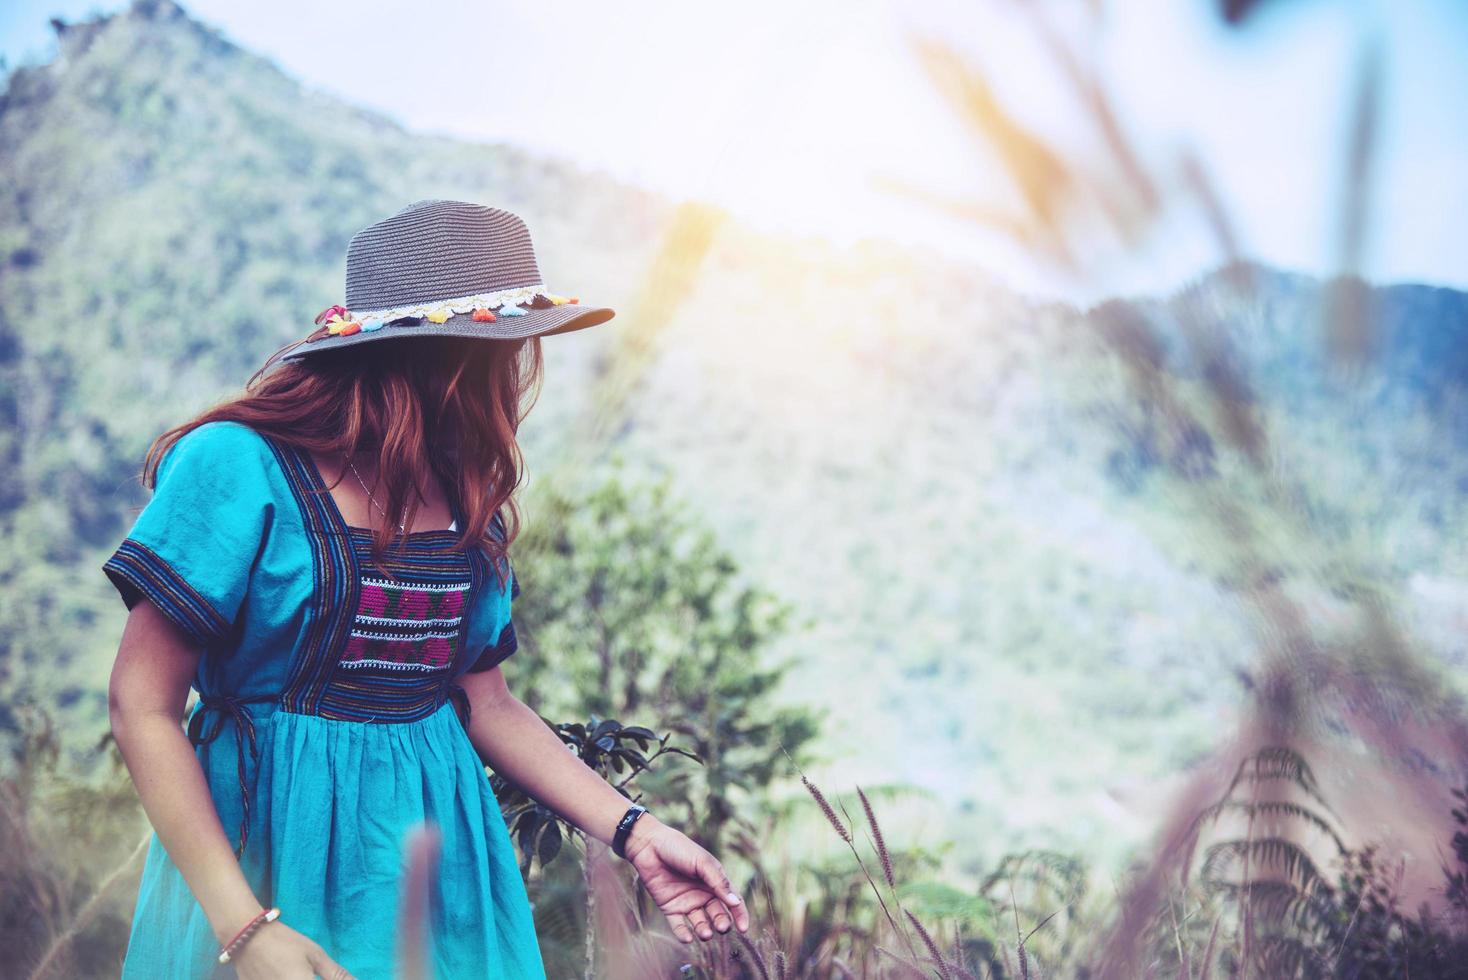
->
[283, 303, 615, 361]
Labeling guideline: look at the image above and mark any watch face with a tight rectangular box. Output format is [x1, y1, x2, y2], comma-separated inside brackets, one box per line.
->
[613, 805, 647, 857]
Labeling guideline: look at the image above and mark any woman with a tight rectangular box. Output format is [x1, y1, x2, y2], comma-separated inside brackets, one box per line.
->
[103, 200, 749, 979]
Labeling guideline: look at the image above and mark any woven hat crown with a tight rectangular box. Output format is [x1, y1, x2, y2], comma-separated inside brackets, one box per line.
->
[278, 197, 612, 364]
[344, 200, 543, 312]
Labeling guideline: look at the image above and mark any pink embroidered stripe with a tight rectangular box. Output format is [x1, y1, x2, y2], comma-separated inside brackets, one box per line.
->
[339, 577, 469, 672]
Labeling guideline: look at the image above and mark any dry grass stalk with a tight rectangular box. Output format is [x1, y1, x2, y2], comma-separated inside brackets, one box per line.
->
[952, 927, 969, 980]
[394, 822, 440, 980]
[831, 790, 928, 970]
[1322, 39, 1384, 368]
[801, 774, 852, 844]
[1197, 913, 1222, 980]
[569, 199, 729, 465]
[736, 930, 772, 980]
[907, 34, 1077, 268]
[898, 15, 1463, 979]
[904, 909, 956, 980]
[25, 828, 152, 980]
[1009, 879, 1030, 980]
[584, 832, 685, 980]
[1166, 895, 1191, 980]
[874, 943, 931, 979]
[858, 786, 895, 890]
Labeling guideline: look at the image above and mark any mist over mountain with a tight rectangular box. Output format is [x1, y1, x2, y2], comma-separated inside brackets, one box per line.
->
[4, 0, 1465, 873]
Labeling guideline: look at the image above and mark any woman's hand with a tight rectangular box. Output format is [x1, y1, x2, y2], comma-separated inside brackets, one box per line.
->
[621, 815, 752, 943]
[449, 675, 751, 943]
[229, 918, 355, 980]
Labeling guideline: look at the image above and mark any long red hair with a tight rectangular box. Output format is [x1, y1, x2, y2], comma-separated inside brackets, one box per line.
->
[141, 334, 543, 583]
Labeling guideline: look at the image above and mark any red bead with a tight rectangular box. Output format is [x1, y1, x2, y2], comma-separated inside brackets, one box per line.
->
[472, 308, 497, 322]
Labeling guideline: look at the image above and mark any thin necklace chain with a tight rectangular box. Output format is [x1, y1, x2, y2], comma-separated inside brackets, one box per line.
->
[346, 457, 406, 534]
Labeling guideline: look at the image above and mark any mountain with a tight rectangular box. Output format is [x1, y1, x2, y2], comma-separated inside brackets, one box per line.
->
[3, 0, 1466, 873]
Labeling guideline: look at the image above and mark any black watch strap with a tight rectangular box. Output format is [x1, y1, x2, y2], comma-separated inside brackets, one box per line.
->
[611, 803, 648, 859]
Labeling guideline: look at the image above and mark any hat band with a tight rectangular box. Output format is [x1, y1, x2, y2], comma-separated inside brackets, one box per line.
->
[349, 283, 553, 322]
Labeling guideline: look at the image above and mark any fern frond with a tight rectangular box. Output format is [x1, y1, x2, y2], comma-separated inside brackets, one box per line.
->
[1223, 746, 1333, 813]
[1190, 799, 1346, 854]
[1201, 838, 1331, 896]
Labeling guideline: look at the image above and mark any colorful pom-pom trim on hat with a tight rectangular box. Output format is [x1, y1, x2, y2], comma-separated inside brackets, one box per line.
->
[314, 305, 350, 326]
[304, 283, 579, 344]
[348, 283, 553, 324]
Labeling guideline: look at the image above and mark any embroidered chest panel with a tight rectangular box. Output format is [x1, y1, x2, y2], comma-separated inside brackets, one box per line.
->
[263, 434, 493, 723]
[314, 530, 475, 721]
[344, 571, 470, 671]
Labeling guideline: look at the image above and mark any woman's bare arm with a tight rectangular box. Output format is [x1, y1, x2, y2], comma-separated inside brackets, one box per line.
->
[456, 666, 750, 941]
[107, 600, 267, 943]
[455, 666, 655, 851]
[109, 601, 354, 977]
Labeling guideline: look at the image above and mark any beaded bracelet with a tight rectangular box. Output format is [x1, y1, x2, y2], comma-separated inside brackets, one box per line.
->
[217, 906, 281, 964]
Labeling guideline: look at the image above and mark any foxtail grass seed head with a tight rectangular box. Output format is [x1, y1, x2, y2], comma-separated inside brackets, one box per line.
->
[736, 931, 771, 980]
[906, 909, 956, 980]
[858, 785, 895, 889]
[801, 774, 852, 843]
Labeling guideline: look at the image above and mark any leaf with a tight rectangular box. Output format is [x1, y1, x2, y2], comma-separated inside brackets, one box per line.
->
[517, 811, 541, 856]
[537, 820, 563, 867]
[615, 747, 650, 769]
[898, 881, 999, 932]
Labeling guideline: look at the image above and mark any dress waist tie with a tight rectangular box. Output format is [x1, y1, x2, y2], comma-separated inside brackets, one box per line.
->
[186, 693, 278, 860]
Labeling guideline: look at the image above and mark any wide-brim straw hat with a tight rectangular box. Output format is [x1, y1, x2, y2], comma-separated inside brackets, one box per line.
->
[276, 199, 615, 363]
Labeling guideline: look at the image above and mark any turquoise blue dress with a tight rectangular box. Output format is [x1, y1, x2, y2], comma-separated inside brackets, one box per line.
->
[101, 420, 546, 979]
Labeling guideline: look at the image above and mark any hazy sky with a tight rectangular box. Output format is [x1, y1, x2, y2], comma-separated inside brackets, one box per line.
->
[3, 0, 1465, 302]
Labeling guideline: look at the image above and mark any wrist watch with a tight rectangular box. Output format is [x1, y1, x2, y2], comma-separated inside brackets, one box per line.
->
[611, 803, 648, 859]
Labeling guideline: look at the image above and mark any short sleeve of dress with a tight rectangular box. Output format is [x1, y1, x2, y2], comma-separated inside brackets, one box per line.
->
[465, 558, 519, 673]
[102, 421, 273, 650]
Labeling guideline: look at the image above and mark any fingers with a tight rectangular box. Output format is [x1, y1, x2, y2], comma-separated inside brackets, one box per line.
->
[670, 896, 742, 943]
[696, 853, 742, 911]
[651, 840, 752, 943]
[694, 852, 750, 934]
[685, 906, 714, 941]
[669, 912, 697, 944]
[704, 895, 734, 934]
